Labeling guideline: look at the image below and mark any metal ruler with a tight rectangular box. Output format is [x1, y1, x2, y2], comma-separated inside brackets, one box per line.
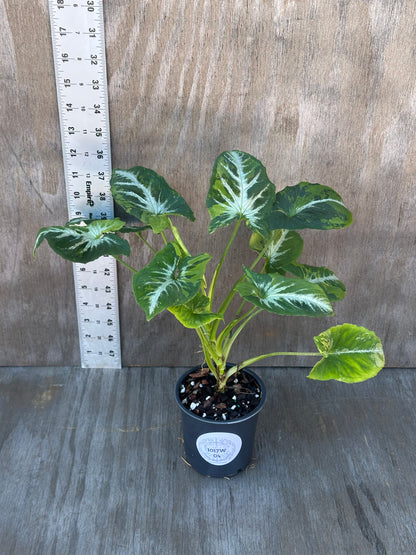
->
[49, 0, 121, 368]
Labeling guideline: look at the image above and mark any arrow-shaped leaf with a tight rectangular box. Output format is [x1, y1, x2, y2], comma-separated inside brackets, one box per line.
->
[270, 182, 353, 230]
[132, 243, 211, 320]
[285, 262, 346, 302]
[111, 166, 195, 233]
[33, 218, 130, 263]
[207, 150, 275, 236]
[308, 324, 385, 383]
[249, 229, 304, 272]
[235, 267, 333, 317]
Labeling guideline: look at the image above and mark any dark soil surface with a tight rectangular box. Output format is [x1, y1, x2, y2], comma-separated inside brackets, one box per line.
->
[178, 366, 262, 421]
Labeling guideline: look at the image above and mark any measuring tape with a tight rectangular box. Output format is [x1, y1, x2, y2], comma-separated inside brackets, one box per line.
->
[49, 0, 121, 368]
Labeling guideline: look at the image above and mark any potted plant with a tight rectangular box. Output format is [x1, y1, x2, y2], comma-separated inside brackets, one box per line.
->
[34, 150, 385, 477]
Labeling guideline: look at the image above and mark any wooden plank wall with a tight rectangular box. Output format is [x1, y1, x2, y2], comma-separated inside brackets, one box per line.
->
[1, 0, 415, 367]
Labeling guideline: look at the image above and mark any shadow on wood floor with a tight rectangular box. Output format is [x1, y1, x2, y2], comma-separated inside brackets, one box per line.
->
[1, 366, 415, 554]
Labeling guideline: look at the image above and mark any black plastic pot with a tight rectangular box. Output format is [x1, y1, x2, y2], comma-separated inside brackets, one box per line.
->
[175, 366, 266, 477]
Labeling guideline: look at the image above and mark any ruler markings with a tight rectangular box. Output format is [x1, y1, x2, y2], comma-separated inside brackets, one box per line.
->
[49, 0, 122, 368]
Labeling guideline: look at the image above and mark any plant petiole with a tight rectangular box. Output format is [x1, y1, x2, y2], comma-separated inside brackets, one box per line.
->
[114, 256, 138, 273]
[136, 231, 156, 253]
[222, 351, 322, 382]
[208, 219, 242, 310]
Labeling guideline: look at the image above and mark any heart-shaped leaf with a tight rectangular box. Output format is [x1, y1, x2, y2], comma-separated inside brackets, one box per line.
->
[207, 150, 275, 236]
[33, 218, 130, 263]
[308, 324, 385, 382]
[270, 182, 353, 230]
[133, 243, 211, 320]
[249, 229, 304, 272]
[236, 267, 333, 317]
[285, 262, 346, 302]
[110, 166, 195, 233]
[168, 294, 223, 329]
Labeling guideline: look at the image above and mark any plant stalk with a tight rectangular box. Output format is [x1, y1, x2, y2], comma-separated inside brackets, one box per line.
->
[209, 243, 268, 341]
[222, 351, 322, 382]
[195, 327, 219, 380]
[169, 219, 190, 256]
[208, 219, 242, 310]
[114, 257, 138, 273]
[222, 308, 262, 360]
[168, 218, 208, 293]
[216, 306, 259, 353]
[136, 232, 156, 253]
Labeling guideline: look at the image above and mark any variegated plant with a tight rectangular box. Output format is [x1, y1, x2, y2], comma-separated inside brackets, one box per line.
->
[34, 150, 385, 390]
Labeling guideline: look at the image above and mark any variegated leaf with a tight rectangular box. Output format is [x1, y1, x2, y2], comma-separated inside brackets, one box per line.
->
[207, 150, 275, 236]
[249, 229, 303, 272]
[132, 243, 211, 320]
[235, 267, 333, 317]
[33, 218, 130, 263]
[308, 324, 385, 383]
[285, 262, 346, 301]
[118, 224, 152, 233]
[168, 294, 222, 329]
[270, 182, 353, 230]
[110, 166, 195, 233]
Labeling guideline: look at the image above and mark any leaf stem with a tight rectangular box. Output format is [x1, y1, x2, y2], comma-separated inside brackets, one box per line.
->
[169, 219, 190, 256]
[217, 245, 267, 317]
[195, 328, 219, 380]
[222, 351, 321, 382]
[222, 308, 262, 360]
[209, 243, 268, 341]
[137, 232, 156, 253]
[114, 256, 138, 273]
[216, 306, 259, 352]
[208, 219, 242, 310]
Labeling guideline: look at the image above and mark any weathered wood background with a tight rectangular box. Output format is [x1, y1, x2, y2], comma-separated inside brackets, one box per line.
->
[2, 366, 416, 553]
[1, 0, 415, 367]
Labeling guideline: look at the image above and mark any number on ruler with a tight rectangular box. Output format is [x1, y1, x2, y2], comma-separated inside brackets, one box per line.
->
[56, 1, 96, 11]
[49, 0, 121, 368]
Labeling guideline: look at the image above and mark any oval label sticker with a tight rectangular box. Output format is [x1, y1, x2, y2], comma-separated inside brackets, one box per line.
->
[196, 432, 242, 466]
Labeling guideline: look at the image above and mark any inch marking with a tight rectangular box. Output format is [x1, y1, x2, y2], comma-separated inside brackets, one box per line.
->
[49, 0, 121, 368]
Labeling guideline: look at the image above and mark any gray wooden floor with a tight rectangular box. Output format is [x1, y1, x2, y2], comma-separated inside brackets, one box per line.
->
[1, 366, 415, 555]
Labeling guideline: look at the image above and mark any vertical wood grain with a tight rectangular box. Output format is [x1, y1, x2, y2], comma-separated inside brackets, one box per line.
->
[1, 0, 79, 365]
[1, 0, 415, 366]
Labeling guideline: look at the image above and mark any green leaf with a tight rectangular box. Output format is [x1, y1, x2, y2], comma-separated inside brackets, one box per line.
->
[132, 243, 211, 320]
[270, 182, 353, 230]
[207, 150, 275, 236]
[118, 224, 152, 233]
[236, 267, 333, 317]
[249, 229, 303, 272]
[168, 294, 222, 329]
[308, 324, 385, 383]
[285, 262, 346, 302]
[110, 166, 195, 233]
[33, 218, 130, 263]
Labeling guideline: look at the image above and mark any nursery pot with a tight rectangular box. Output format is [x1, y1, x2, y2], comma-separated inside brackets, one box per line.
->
[175, 366, 266, 477]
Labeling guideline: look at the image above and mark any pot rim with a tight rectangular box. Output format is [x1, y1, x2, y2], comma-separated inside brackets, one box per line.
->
[175, 365, 266, 425]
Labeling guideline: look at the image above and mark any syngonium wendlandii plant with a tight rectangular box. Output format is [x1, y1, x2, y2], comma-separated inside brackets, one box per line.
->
[34, 150, 385, 390]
